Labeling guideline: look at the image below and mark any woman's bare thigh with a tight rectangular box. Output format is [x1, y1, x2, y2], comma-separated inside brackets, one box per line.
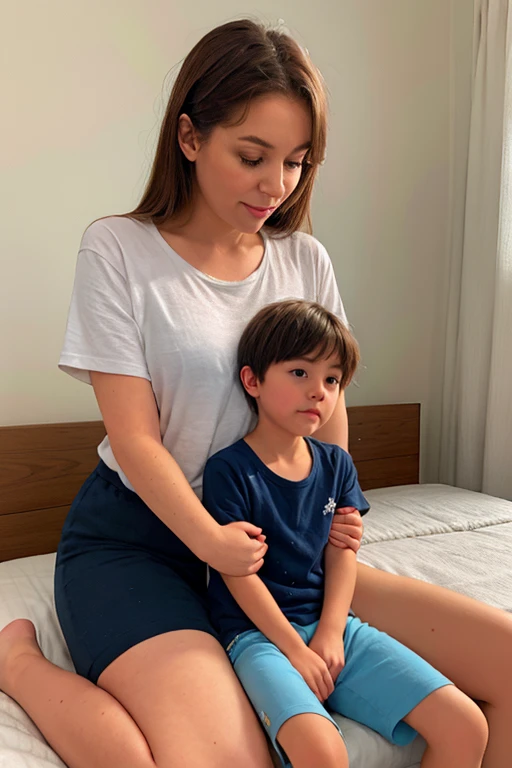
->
[353, 563, 512, 705]
[98, 629, 274, 768]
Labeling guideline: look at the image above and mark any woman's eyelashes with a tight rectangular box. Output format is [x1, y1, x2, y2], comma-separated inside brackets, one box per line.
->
[239, 156, 303, 170]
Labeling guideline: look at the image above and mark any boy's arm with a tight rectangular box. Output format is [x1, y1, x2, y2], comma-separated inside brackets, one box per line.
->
[222, 572, 305, 657]
[318, 542, 357, 636]
[203, 458, 302, 655]
[315, 447, 367, 641]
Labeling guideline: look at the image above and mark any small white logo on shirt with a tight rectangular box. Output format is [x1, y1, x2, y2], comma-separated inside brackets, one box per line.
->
[322, 497, 336, 515]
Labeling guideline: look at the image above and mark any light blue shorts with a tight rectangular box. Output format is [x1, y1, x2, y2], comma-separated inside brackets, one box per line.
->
[227, 616, 452, 767]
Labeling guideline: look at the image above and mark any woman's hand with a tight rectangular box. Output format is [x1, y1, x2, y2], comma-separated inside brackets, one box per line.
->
[286, 643, 335, 702]
[328, 506, 363, 553]
[308, 625, 345, 684]
[209, 521, 268, 576]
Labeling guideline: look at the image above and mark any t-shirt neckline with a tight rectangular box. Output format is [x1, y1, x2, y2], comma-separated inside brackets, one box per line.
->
[147, 220, 268, 287]
[238, 437, 318, 488]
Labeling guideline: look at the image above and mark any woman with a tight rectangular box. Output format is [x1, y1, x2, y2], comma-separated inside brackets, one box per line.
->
[0, 18, 510, 768]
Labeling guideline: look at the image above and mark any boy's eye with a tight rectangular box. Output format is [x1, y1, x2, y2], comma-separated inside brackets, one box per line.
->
[326, 376, 340, 386]
[291, 369, 307, 378]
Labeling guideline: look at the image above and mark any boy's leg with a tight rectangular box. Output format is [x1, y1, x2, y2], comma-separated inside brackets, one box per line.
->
[277, 713, 348, 768]
[327, 616, 453, 748]
[353, 562, 512, 766]
[403, 685, 488, 767]
[229, 628, 346, 767]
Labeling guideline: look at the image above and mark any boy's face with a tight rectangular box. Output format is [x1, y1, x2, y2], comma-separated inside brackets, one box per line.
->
[247, 352, 342, 437]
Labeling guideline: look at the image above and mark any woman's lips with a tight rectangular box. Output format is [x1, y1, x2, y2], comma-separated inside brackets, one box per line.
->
[242, 203, 276, 219]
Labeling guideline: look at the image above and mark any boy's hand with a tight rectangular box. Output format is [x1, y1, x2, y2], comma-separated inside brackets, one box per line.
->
[286, 643, 335, 702]
[328, 506, 363, 553]
[308, 625, 346, 684]
[210, 521, 267, 576]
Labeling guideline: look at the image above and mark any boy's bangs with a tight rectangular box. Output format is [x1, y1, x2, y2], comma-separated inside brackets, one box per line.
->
[275, 321, 342, 364]
[308, 333, 343, 363]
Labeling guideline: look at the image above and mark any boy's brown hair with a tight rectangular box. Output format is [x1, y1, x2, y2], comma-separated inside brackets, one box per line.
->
[238, 300, 360, 413]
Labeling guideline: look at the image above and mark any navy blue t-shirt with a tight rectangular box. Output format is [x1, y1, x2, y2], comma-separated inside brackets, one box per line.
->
[203, 437, 370, 648]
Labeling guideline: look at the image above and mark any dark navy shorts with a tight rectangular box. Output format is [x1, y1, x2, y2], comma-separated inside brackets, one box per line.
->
[54, 461, 217, 683]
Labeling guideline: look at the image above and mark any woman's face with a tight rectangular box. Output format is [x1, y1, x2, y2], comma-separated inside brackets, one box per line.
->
[182, 94, 312, 234]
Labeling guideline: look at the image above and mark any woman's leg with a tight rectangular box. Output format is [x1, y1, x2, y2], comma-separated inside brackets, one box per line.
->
[353, 563, 512, 767]
[98, 626, 274, 768]
[0, 620, 273, 768]
[0, 620, 154, 768]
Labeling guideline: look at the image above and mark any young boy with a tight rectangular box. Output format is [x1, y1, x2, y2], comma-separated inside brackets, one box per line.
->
[203, 301, 482, 768]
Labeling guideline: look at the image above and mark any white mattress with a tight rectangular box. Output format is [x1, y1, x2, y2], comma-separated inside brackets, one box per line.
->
[1, 483, 511, 768]
[359, 483, 512, 612]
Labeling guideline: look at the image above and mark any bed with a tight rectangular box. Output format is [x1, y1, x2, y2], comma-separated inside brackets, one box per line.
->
[1, 403, 511, 768]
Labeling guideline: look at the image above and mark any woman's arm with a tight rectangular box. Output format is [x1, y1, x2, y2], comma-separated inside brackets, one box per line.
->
[90, 371, 267, 575]
[314, 390, 348, 451]
[314, 393, 364, 552]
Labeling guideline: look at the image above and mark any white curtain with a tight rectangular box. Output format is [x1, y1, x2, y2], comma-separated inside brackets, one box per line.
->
[439, 0, 512, 499]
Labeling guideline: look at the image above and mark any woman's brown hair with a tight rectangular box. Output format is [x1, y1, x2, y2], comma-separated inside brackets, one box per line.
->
[125, 18, 328, 235]
[238, 300, 360, 413]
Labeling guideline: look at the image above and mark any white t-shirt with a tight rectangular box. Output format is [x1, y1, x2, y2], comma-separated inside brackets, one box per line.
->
[59, 216, 347, 498]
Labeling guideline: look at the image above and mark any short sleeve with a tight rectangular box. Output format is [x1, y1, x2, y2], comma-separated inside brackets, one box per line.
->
[315, 241, 348, 325]
[336, 454, 370, 516]
[59, 249, 150, 385]
[202, 457, 250, 525]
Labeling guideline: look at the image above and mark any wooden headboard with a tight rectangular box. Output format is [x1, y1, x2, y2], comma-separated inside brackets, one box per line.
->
[0, 403, 420, 562]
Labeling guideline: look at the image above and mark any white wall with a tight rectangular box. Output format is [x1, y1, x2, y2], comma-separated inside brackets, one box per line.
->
[1, 1, 474, 480]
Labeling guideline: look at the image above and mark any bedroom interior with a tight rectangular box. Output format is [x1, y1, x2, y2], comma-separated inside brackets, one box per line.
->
[1, 403, 511, 768]
[0, 404, 419, 563]
[2, 1, 511, 767]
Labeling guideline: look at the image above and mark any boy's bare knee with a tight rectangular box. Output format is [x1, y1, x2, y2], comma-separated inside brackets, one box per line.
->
[277, 714, 348, 768]
[450, 700, 488, 762]
[424, 689, 488, 762]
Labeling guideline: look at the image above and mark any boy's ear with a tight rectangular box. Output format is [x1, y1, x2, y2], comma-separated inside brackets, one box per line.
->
[240, 366, 260, 398]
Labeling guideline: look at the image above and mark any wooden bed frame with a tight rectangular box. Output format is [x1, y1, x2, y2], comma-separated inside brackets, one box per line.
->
[0, 403, 420, 563]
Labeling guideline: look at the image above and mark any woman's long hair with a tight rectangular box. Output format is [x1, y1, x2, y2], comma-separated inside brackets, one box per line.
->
[125, 19, 328, 235]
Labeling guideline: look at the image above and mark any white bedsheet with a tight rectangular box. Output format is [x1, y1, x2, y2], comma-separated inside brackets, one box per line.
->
[1, 483, 511, 768]
[359, 483, 512, 611]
